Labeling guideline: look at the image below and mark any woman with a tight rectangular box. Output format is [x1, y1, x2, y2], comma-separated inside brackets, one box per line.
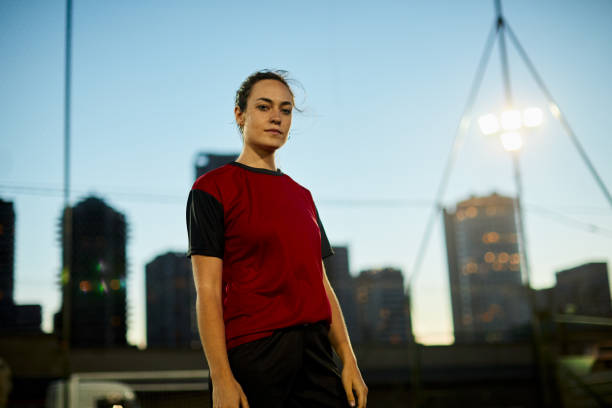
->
[186, 70, 367, 408]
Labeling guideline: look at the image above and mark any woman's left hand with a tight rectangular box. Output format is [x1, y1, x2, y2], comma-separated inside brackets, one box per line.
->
[341, 359, 368, 408]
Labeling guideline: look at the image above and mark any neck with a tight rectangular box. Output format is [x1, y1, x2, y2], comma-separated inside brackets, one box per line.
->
[236, 146, 277, 171]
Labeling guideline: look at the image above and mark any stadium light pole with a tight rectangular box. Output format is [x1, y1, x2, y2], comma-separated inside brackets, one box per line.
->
[482, 5, 553, 404]
[479, 2, 552, 406]
[478, 104, 551, 407]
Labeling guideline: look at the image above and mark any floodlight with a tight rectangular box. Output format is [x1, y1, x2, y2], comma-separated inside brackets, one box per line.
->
[501, 110, 522, 131]
[478, 113, 500, 135]
[500, 132, 523, 151]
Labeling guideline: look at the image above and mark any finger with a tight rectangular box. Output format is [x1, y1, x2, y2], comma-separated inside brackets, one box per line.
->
[356, 384, 367, 408]
[343, 378, 356, 407]
[351, 379, 368, 408]
[239, 387, 249, 408]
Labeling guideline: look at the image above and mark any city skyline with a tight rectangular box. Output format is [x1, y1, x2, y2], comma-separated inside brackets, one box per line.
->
[2, 0, 611, 347]
[1, 187, 609, 346]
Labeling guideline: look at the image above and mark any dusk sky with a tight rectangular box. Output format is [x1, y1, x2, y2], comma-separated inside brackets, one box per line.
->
[2, 0, 611, 347]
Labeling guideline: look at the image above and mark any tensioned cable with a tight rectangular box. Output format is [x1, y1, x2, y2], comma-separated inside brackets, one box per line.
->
[0, 184, 182, 204]
[2, 182, 611, 238]
[407, 20, 500, 288]
[527, 203, 612, 238]
[505, 22, 612, 210]
[4, 181, 612, 214]
[0, 183, 432, 208]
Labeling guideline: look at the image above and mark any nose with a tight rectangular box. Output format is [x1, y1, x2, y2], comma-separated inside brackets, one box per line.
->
[270, 108, 281, 124]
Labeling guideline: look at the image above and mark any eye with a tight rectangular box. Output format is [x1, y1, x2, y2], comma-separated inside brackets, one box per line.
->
[256, 105, 269, 111]
[282, 108, 292, 115]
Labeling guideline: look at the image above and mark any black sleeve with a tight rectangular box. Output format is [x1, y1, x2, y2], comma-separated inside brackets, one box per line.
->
[186, 189, 225, 259]
[314, 206, 334, 259]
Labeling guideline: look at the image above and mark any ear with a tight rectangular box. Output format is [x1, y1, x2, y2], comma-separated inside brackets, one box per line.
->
[234, 106, 245, 128]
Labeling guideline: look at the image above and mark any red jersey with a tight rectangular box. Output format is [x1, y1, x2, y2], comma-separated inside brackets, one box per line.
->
[186, 161, 334, 349]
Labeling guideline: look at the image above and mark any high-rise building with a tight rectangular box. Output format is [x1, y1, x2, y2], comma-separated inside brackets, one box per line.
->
[194, 153, 238, 180]
[443, 193, 529, 343]
[146, 252, 199, 349]
[323, 246, 361, 344]
[0, 198, 41, 333]
[0, 199, 15, 309]
[0, 198, 16, 330]
[56, 196, 128, 347]
[355, 267, 411, 344]
[554, 262, 612, 317]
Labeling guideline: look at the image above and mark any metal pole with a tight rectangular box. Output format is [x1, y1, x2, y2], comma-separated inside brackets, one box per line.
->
[511, 152, 551, 407]
[64, 0, 72, 210]
[494, 0, 513, 104]
[406, 288, 422, 408]
[62, 0, 73, 364]
[494, 1, 551, 405]
[510, 154, 533, 289]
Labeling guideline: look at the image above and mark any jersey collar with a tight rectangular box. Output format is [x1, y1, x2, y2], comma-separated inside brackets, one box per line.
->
[230, 161, 283, 176]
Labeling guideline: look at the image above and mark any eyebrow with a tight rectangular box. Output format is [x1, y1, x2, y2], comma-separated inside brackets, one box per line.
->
[255, 97, 293, 106]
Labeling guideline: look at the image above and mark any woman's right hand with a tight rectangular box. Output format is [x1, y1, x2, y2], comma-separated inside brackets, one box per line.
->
[192, 255, 247, 407]
[213, 376, 249, 408]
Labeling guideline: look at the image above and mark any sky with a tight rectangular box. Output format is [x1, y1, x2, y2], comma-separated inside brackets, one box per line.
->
[1, 0, 611, 348]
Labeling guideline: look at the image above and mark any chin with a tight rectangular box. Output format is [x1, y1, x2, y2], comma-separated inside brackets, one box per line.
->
[259, 138, 287, 152]
[266, 143, 285, 152]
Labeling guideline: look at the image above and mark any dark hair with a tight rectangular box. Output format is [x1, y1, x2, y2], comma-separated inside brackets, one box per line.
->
[235, 69, 298, 112]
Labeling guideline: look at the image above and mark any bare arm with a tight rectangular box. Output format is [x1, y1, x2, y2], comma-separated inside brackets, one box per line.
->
[322, 261, 368, 407]
[191, 255, 248, 408]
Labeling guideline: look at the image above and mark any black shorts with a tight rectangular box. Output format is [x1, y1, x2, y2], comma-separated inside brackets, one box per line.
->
[209, 321, 351, 408]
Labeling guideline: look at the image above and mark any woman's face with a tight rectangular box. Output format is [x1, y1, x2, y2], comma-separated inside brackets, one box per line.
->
[235, 79, 293, 152]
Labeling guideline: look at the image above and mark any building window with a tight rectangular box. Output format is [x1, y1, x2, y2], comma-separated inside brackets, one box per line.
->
[110, 279, 121, 290]
[482, 232, 500, 244]
[79, 280, 91, 293]
[463, 262, 478, 275]
[510, 253, 520, 264]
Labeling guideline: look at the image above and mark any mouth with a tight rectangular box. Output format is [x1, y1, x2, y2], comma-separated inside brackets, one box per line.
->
[265, 129, 282, 135]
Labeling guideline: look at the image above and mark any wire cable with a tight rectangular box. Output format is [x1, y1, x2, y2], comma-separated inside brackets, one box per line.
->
[2, 183, 611, 237]
[526, 203, 612, 238]
[505, 22, 612, 210]
[0, 183, 182, 204]
[407, 20, 500, 288]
